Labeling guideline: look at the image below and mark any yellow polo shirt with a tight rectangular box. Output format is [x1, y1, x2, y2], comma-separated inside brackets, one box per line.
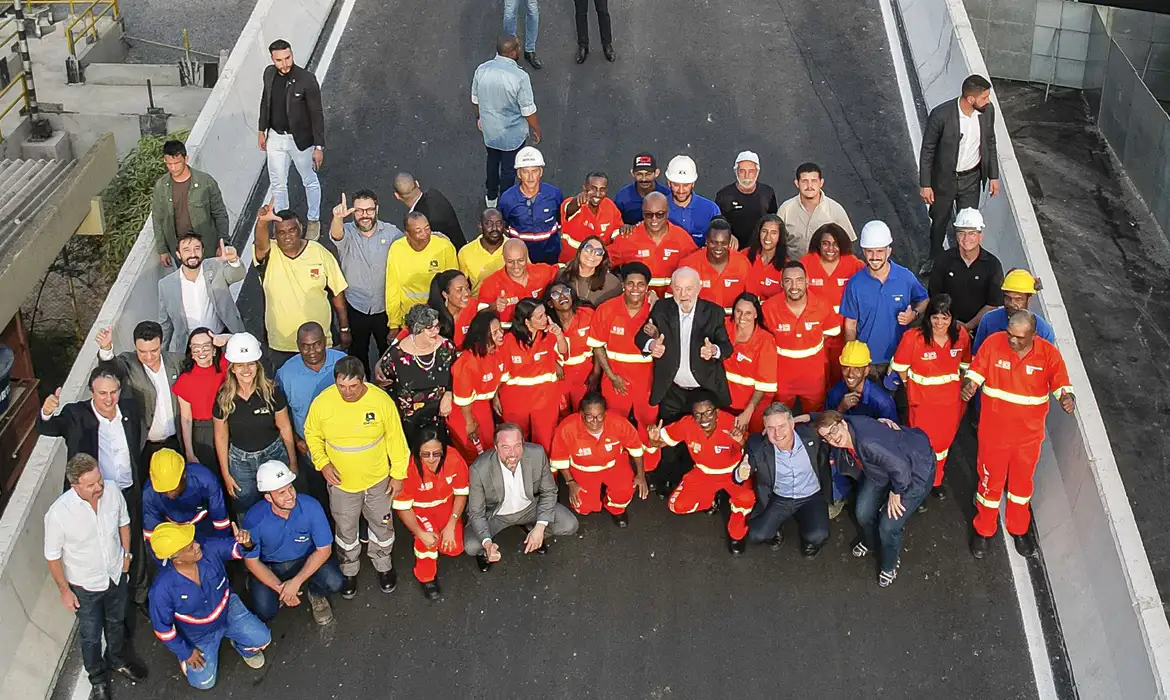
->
[304, 384, 409, 493]
[384, 236, 458, 328]
[458, 235, 505, 295]
[259, 241, 348, 352]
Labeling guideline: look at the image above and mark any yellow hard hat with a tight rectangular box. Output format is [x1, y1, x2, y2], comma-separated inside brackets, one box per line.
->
[1002, 269, 1038, 295]
[150, 448, 186, 492]
[149, 522, 195, 561]
[839, 340, 872, 368]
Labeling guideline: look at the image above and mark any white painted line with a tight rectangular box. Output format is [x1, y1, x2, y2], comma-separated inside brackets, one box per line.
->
[232, 0, 358, 302]
[877, 0, 922, 157]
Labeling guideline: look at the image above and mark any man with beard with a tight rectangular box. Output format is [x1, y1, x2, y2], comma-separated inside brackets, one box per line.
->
[715, 151, 778, 248]
[152, 140, 230, 267]
[559, 171, 623, 262]
[664, 155, 722, 247]
[614, 152, 670, 226]
[459, 208, 508, 295]
[762, 261, 840, 414]
[330, 190, 403, 375]
[158, 233, 246, 352]
[918, 74, 1000, 274]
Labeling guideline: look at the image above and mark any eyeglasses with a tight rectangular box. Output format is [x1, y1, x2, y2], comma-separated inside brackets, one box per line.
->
[581, 245, 605, 255]
[694, 407, 718, 418]
[190, 343, 214, 353]
[644, 211, 668, 219]
[354, 207, 377, 215]
[419, 450, 444, 459]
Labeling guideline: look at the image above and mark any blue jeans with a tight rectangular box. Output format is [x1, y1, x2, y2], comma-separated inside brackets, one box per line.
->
[249, 555, 345, 621]
[183, 594, 271, 690]
[73, 575, 129, 686]
[228, 439, 289, 514]
[854, 475, 931, 572]
[746, 493, 830, 546]
[503, 0, 539, 52]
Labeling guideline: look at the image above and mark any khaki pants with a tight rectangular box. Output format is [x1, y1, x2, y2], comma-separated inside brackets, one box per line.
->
[329, 478, 394, 576]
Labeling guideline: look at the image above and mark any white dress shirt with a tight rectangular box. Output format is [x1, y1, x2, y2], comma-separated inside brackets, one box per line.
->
[93, 403, 135, 489]
[674, 307, 700, 388]
[180, 266, 222, 332]
[956, 99, 981, 172]
[142, 362, 176, 442]
[44, 483, 129, 592]
[496, 459, 532, 517]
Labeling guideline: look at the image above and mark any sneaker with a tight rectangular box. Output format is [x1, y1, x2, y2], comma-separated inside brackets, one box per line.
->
[828, 499, 845, 520]
[769, 531, 784, 551]
[878, 567, 898, 588]
[307, 592, 333, 625]
[485, 196, 498, 209]
[852, 542, 869, 558]
[931, 485, 947, 500]
[306, 220, 321, 241]
[242, 650, 266, 669]
[916, 502, 928, 514]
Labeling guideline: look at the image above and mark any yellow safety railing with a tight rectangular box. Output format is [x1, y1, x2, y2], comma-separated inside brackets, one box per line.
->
[57, 0, 121, 58]
[0, 18, 32, 144]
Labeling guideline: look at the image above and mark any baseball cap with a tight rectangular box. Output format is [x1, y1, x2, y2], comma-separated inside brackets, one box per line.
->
[734, 150, 760, 167]
[631, 152, 657, 172]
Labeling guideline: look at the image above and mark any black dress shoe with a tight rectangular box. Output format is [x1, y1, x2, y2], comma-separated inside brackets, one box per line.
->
[113, 658, 149, 682]
[931, 485, 948, 500]
[378, 568, 398, 593]
[420, 579, 441, 600]
[340, 575, 358, 599]
[575, 45, 588, 64]
[1013, 533, 1037, 558]
[89, 682, 111, 700]
[611, 511, 629, 528]
[970, 534, 990, 559]
[802, 543, 823, 558]
[603, 44, 616, 62]
[728, 537, 747, 556]
[476, 554, 492, 572]
[658, 481, 674, 499]
[769, 531, 784, 551]
[524, 51, 543, 69]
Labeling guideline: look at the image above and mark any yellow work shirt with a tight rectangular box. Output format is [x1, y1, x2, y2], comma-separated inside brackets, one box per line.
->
[458, 235, 505, 295]
[304, 383, 409, 493]
[259, 241, 348, 352]
[384, 235, 458, 328]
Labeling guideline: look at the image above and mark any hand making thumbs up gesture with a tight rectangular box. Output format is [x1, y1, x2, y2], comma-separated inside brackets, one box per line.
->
[333, 192, 355, 221]
[650, 333, 666, 359]
[700, 337, 718, 361]
[42, 388, 62, 416]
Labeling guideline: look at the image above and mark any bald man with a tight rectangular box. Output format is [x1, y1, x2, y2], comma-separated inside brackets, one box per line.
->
[477, 239, 559, 327]
[392, 173, 466, 248]
[472, 36, 541, 207]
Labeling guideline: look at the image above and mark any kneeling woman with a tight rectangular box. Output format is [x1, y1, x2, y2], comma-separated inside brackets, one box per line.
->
[497, 298, 569, 453]
[392, 428, 468, 599]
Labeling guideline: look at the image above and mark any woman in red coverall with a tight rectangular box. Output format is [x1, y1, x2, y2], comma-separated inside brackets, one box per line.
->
[544, 282, 599, 413]
[392, 427, 468, 600]
[724, 293, 779, 434]
[497, 298, 569, 453]
[428, 270, 477, 348]
[801, 223, 865, 386]
[745, 215, 788, 300]
[448, 310, 506, 461]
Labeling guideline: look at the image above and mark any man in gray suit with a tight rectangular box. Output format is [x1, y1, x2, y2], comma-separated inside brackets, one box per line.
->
[464, 423, 579, 572]
[158, 233, 246, 353]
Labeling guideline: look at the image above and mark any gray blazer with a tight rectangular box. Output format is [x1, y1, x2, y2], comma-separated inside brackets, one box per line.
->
[100, 349, 185, 443]
[466, 443, 558, 544]
[158, 260, 247, 353]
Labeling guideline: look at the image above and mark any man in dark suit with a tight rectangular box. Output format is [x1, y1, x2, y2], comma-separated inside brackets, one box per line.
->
[635, 266, 733, 490]
[38, 362, 149, 607]
[918, 74, 999, 274]
[258, 39, 326, 239]
[464, 423, 578, 572]
[733, 402, 830, 557]
[392, 173, 467, 248]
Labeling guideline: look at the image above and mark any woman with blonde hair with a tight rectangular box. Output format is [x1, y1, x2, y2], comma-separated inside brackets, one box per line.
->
[213, 333, 296, 512]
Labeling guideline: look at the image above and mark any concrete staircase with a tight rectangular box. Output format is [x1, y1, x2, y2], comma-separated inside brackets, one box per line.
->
[0, 157, 77, 255]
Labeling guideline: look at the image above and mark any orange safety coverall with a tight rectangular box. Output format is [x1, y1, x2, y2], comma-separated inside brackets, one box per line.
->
[559, 197, 624, 263]
[657, 411, 755, 539]
[392, 451, 469, 583]
[723, 322, 779, 433]
[607, 222, 698, 295]
[451, 299, 479, 349]
[498, 331, 563, 453]
[761, 293, 841, 413]
[448, 350, 505, 462]
[801, 252, 865, 384]
[549, 412, 643, 515]
[891, 326, 972, 487]
[745, 255, 786, 300]
[964, 333, 1073, 537]
[477, 263, 560, 327]
[680, 248, 752, 315]
[559, 307, 596, 411]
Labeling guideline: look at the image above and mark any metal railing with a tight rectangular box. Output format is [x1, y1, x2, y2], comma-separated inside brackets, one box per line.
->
[60, 0, 121, 58]
[0, 18, 32, 144]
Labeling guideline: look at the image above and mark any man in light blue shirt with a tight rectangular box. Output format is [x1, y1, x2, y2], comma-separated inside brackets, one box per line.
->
[471, 36, 542, 208]
[275, 322, 344, 475]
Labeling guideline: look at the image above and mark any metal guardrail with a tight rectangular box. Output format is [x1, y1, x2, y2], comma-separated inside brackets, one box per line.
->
[60, 0, 120, 58]
[0, 18, 31, 144]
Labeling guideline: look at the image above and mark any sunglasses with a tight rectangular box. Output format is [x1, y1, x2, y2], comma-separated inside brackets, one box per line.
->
[644, 211, 668, 219]
[550, 288, 572, 298]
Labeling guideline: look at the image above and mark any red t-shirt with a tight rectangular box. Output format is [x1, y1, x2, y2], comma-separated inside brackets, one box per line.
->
[172, 359, 228, 420]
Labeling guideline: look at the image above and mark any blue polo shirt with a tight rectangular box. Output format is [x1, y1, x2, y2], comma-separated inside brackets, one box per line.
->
[973, 306, 1056, 354]
[614, 181, 670, 225]
[668, 194, 722, 247]
[242, 494, 332, 564]
[825, 379, 898, 421]
[276, 349, 345, 437]
[498, 181, 565, 264]
[839, 262, 928, 363]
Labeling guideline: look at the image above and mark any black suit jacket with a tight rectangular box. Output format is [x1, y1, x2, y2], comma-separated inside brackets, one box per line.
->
[634, 298, 733, 407]
[737, 424, 831, 517]
[415, 189, 466, 248]
[258, 64, 326, 152]
[38, 397, 146, 488]
[918, 98, 998, 192]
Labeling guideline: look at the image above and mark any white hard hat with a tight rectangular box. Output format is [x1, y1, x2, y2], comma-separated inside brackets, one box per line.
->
[665, 155, 698, 184]
[859, 220, 893, 249]
[953, 207, 985, 231]
[734, 150, 760, 168]
[514, 146, 545, 168]
[224, 332, 263, 363]
[256, 460, 296, 493]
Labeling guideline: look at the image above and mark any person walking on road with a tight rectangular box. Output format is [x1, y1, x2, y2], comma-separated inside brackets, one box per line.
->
[503, 1, 543, 68]
[918, 73, 999, 274]
[574, 0, 615, 64]
[472, 36, 542, 207]
[258, 40, 326, 240]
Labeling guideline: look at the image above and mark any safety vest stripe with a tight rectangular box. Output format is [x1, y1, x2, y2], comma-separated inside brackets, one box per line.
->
[935, 448, 949, 461]
[550, 459, 571, 471]
[729, 504, 753, 515]
[508, 225, 560, 242]
[453, 487, 469, 496]
[154, 626, 177, 641]
[907, 370, 961, 386]
[564, 353, 591, 366]
[586, 337, 605, 348]
[326, 435, 385, 453]
[335, 535, 361, 551]
[982, 386, 1049, 406]
[650, 277, 672, 286]
[1006, 492, 1032, 505]
[392, 499, 413, 510]
[563, 236, 582, 249]
[367, 531, 395, 547]
[974, 493, 1000, 509]
[628, 446, 645, 457]
[607, 496, 633, 509]
[413, 548, 440, 560]
[777, 340, 824, 359]
[606, 349, 651, 364]
[960, 362, 970, 371]
[188, 510, 208, 525]
[964, 370, 986, 386]
[889, 361, 910, 373]
[694, 462, 736, 475]
[411, 497, 453, 509]
[823, 325, 842, 337]
[174, 589, 229, 625]
[725, 371, 755, 387]
[212, 518, 231, 530]
[504, 372, 560, 387]
[1052, 385, 1073, 398]
[569, 459, 617, 472]
[756, 380, 778, 393]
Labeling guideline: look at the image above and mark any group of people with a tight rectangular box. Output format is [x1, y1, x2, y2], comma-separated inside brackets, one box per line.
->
[39, 32, 1078, 700]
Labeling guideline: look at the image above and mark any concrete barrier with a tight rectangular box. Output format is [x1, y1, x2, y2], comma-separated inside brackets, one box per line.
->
[894, 0, 1170, 697]
[0, 1, 334, 697]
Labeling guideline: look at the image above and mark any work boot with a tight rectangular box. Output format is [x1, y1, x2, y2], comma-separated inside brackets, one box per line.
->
[1013, 533, 1037, 558]
[603, 44, 616, 62]
[88, 683, 111, 700]
[242, 650, 266, 669]
[307, 592, 333, 625]
[420, 579, 441, 600]
[610, 511, 629, 528]
[340, 575, 357, 600]
[475, 554, 492, 572]
[524, 51, 543, 69]
[306, 220, 321, 241]
[828, 499, 845, 520]
[769, 531, 784, 551]
[728, 536, 746, 556]
[378, 568, 397, 593]
[931, 485, 947, 500]
[802, 543, 823, 559]
[575, 45, 588, 64]
[970, 534, 990, 559]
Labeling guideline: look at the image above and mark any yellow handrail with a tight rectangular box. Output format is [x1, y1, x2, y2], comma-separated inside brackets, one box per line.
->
[62, 0, 120, 58]
[0, 74, 30, 144]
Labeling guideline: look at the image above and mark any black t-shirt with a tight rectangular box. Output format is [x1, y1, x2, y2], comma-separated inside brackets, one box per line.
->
[715, 182, 779, 247]
[927, 247, 1004, 323]
[269, 71, 291, 134]
[213, 384, 288, 452]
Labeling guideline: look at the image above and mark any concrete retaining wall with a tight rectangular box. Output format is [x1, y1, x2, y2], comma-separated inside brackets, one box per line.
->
[0, 1, 335, 698]
[896, 0, 1170, 697]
